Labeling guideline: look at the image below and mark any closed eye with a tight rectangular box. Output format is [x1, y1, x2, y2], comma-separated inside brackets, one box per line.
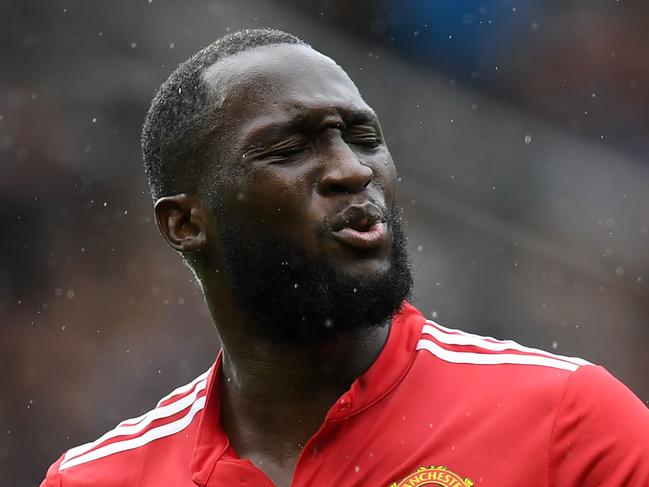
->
[268, 145, 305, 158]
[344, 125, 382, 149]
[260, 137, 308, 162]
[346, 134, 381, 149]
[351, 135, 380, 145]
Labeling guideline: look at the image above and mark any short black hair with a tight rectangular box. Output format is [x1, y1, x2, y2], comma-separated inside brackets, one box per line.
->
[141, 28, 307, 200]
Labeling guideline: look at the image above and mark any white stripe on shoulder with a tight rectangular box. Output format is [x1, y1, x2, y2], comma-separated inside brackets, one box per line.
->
[417, 338, 580, 371]
[115, 368, 210, 428]
[59, 395, 206, 471]
[62, 368, 211, 465]
[423, 321, 590, 367]
[155, 369, 211, 407]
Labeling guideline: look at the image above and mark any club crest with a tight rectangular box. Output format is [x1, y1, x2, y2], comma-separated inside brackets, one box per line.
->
[389, 465, 474, 487]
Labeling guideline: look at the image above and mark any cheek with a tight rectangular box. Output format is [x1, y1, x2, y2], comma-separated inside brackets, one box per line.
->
[370, 153, 398, 203]
[233, 167, 317, 230]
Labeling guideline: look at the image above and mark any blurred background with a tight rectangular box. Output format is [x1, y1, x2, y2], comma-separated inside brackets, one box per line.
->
[2, 0, 648, 484]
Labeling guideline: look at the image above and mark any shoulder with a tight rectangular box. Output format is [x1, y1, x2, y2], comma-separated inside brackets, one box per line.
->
[549, 364, 649, 483]
[408, 317, 591, 419]
[41, 367, 212, 486]
[409, 314, 649, 482]
[400, 313, 593, 427]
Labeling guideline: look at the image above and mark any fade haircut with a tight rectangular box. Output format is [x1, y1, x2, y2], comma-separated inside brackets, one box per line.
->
[141, 29, 307, 200]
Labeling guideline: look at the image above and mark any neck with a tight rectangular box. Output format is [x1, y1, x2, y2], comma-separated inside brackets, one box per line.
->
[202, 274, 390, 465]
[221, 323, 389, 394]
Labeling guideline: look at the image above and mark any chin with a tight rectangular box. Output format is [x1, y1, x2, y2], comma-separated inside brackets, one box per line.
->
[335, 257, 393, 281]
[325, 235, 393, 272]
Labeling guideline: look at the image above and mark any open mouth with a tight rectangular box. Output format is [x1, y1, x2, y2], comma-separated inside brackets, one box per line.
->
[330, 203, 388, 250]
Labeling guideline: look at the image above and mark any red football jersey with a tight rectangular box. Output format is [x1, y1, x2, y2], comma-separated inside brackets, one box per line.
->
[42, 303, 649, 486]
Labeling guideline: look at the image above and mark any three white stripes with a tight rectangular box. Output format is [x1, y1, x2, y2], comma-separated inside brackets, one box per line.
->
[60, 369, 211, 471]
[418, 321, 589, 371]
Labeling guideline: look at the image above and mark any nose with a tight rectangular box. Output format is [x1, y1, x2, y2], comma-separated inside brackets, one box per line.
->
[317, 139, 373, 195]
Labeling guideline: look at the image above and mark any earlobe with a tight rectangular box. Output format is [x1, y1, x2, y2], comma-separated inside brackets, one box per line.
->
[154, 194, 209, 254]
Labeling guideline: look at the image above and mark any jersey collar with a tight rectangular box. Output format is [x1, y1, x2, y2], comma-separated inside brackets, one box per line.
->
[190, 302, 424, 485]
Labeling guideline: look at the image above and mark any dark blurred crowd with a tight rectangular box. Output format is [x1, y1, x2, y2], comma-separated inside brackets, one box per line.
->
[1, 1, 648, 485]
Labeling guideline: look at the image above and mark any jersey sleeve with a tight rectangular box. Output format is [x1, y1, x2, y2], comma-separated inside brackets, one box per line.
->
[549, 364, 649, 485]
[40, 453, 64, 487]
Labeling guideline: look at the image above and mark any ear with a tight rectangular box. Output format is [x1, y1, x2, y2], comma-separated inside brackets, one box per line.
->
[154, 194, 209, 254]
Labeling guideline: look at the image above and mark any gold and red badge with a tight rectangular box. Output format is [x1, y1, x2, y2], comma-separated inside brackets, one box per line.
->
[389, 465, 474, 487]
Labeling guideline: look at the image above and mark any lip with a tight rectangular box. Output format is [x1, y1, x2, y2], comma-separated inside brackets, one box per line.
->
[330, 202, 385, 231]
[331, 222, 387, 249]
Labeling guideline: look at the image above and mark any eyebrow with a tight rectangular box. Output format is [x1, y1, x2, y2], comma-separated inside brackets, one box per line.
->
[240, 108, 380, 148]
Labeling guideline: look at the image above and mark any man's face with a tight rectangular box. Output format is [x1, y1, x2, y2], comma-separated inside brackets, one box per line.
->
[201, 44, 411, 342]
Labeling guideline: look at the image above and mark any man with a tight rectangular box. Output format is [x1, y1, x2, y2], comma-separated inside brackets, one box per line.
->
[42, 29, 649, 487]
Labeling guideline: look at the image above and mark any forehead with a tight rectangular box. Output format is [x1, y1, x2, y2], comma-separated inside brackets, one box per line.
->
[202, 44, 373, 138]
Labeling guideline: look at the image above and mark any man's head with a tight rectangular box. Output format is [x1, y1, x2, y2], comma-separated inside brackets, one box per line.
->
[143, 29, 412, 344]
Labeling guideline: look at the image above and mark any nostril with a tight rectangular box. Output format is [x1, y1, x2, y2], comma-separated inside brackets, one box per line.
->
[328, 183, 351, 194]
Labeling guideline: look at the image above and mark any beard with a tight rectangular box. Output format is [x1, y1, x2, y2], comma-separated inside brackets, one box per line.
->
[214, 205, 413, 345]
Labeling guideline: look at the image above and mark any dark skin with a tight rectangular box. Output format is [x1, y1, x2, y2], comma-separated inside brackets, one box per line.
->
[154, 44, 399, 486]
